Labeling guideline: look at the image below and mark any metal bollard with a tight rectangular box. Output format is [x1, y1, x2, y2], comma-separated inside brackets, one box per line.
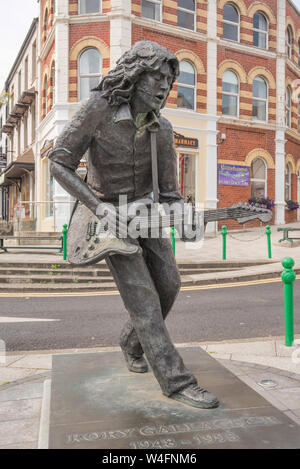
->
[221, 225, 227, 260]
[62, 224, 68, 261]
[171, 226, 176, 255]
[281, 257, 295, 346]
[266, 225, 272, 259]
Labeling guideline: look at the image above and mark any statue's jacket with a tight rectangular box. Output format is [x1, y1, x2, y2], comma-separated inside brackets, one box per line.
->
[49, 91, 183, 206]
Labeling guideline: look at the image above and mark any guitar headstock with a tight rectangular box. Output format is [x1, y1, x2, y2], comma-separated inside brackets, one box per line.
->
[230, 202, 272, 224]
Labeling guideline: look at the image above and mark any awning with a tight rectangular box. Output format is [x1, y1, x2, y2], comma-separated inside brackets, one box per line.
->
[0, 148, 34, 186]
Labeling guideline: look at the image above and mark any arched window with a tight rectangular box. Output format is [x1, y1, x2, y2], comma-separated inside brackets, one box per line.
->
[223, 3, 239, 42]
[44, 8, 49, 40]
[177, 60, 196, 110]
[252, 76, 268, 121]
[286, 87, 292, 128]
[78, 48, 102, 101]
[285, 163, 292, 200]
[253, 12, 268, 49]
[286, 26, 293, 58]
[178, 0, 196, 31]
[141, 0, 161, 21]
[79, 0, 101, 15]
[50, 63, 55, 108]
[251, 158, 267, 198]
[43, 75, 48, 117]
[222, 70, 239, 117]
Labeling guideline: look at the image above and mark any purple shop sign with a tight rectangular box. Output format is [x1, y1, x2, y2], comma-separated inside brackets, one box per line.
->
[218, 163, 249, 187]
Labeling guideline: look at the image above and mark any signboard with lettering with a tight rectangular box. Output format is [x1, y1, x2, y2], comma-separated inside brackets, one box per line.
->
[218, 164, 249, 187]
[174, 132, 198, 149]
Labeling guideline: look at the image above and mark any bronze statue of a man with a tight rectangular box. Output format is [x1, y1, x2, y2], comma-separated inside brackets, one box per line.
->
[49, 41, 219, 409]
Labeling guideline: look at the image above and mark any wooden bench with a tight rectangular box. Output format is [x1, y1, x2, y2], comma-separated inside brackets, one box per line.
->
[277, 227, 300, 244]
[0, 235, 63, 253]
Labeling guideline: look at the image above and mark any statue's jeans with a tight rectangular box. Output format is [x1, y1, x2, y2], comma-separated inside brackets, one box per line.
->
[106, 236, 197, 396]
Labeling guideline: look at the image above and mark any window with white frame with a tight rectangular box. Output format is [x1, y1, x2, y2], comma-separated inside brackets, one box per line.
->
[222, 70, 239, 117]
[177, 60, 196, 110]
[285, 163, 292, 200]
[253, 12, 268, 49]
[286, 26, 293, 58]
[43, 76, 48, 116]
[223, 3, 239, 42]
[252, 76, 267, 122]
[251, 158, 267, 198]
[79, 0, 101, 15]
[44, 8, 49, 39]
[178, 0, 195, 31]
[50, 63, 55, 108]
[286, 87, 291, 128]
[78, 48, 102, 101]
[141, 0, 161, 21]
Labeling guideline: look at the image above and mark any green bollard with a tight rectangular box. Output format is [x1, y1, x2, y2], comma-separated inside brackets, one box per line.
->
[62, 224, 68, 261]
[266, 225, 272, 259]
[221, 225, 227, 260]
[281, 257, 295, 346]
[171, 226, 176, 255]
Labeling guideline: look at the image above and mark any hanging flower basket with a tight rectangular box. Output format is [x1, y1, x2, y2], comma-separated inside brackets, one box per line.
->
[248, 197, 274, 210]
[285, 200, 299, 211]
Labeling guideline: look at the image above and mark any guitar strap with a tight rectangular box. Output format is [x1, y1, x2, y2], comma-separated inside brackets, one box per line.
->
[150, 129, 159, 203]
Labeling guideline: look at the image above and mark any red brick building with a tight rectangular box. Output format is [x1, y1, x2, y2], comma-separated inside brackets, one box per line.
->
[35, 0, 300, 231]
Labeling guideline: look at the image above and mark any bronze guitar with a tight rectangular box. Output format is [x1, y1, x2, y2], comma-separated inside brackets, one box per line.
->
[66, 201, 272, 266]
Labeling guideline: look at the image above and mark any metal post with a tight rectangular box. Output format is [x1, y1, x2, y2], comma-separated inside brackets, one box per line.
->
[171, 226, 176, 255]
[221, 225, 227, 260]
[62, 224, 68, 261]
[281, 257, 295, 346]
[266, 225, 272, 259]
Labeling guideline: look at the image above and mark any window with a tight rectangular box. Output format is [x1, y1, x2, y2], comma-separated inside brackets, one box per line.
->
[178, 153, 196, 203]
[298, 39, 300, 66]
[298, 99, 300, 134]
[78, 48, 102, 101]
[141, 0, 161, 21]
[178, 0, 195, 31]
[44, 9, 49, 39]
[50, 63, 55, 108]
[18, 71, 22, 100]
[253, 12, 268, 49]
[24, 114, 28, 149]
[286, 87, 291, 128]
[223, 3, 239, 42]
[222, 70, 239, 117]
[286, 26, 293, 58]
[79, 0, 101, 14]
[252, 76, 267, 122]
[177, 61, 196, 110]
[32, 42, 36, 80]
[25, 57, 28, 91]
[251, 158, 267, 198]
[43, 76, 48, 116]
[285, 163, 292, 200]
[44, 158, 54, 217]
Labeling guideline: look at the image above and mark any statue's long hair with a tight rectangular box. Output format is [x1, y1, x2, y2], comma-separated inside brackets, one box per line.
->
[94, 41, 179, 111]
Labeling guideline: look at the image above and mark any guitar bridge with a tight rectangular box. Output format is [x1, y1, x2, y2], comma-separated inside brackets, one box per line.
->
[86, 221, 98, 241]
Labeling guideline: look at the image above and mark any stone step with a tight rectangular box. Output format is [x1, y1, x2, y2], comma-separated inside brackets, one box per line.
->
[0, 275, 114, 284]
[0, 266, 241, 276]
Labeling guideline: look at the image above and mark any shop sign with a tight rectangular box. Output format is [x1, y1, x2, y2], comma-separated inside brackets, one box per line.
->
[218, 163, 249, 187]
[174, 132, 198, 148]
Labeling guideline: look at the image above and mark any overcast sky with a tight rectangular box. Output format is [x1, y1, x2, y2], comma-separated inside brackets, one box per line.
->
[1, 0, 300, 92]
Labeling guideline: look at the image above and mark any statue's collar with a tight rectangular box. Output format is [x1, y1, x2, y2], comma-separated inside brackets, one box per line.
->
[114, 103, 160, 132]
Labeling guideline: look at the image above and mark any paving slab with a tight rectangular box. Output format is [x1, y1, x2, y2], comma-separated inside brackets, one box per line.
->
[207, 340, 276, 357]
[0, 397, 42, 421]
[48, 347, 300, 449]
[0, 418, 40, 446]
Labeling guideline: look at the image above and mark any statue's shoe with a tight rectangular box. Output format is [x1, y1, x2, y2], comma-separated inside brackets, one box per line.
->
[169, 384, 219, 409]
[121, 349, 148, 373]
